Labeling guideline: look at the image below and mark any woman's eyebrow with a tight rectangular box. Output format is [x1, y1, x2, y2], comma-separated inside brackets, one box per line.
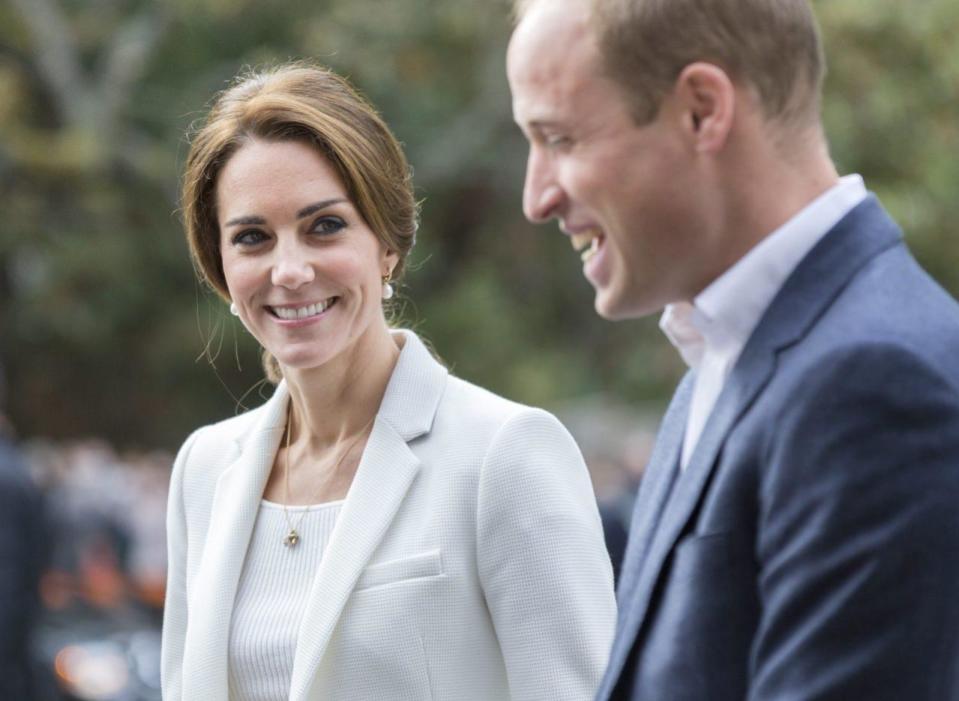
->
[223, 198, 347, 228]
[223, 214, 266, 227]
[296, 198, 347, 219]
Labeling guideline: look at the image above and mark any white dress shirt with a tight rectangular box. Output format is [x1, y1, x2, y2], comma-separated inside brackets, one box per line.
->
[661, 175, 869, 469]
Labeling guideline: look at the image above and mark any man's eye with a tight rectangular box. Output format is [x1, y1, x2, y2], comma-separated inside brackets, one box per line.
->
[545, 134, 572, 148]
[232, 229, 267, 246]
[312, 216, 346, 235]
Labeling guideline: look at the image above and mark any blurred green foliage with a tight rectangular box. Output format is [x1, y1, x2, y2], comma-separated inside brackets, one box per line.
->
[1, 0, 956, 448]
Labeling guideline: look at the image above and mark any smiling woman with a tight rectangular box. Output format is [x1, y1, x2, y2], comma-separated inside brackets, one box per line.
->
[163, 62, 616, 701]
[216, 138, 396, 374]
[182, 63, 417, 383]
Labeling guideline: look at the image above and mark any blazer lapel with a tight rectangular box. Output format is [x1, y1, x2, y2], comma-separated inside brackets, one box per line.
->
[615, 373, 693, 604]
[602, 195, 904, 695]
[289, 331, 447, 701]
[599, 372, 693, 697]
[181, 383, 289, 701]
[614, 345, 778, 672]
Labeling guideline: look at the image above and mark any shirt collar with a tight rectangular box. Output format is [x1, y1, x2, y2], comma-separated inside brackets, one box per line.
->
[661, 174, 868, 368]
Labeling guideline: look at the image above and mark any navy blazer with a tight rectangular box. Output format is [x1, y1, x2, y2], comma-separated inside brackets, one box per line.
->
[597, 197, 959, 700]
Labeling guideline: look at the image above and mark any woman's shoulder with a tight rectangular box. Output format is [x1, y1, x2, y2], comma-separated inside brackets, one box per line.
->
[173, 390, 279, 473]
[439, 373, 571, 442]
[392, 330, 563, 437]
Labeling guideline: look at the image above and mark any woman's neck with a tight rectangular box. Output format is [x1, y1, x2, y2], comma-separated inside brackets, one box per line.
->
[282, 323, 402, 452]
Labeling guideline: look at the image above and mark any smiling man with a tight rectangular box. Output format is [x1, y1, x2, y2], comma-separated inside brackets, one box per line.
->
[508, 0, 959, 699]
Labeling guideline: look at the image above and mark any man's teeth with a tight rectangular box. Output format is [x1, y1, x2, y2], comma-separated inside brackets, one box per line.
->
[570, 229, 602, 261]
[570, 231, 596, 252]
[581, 236, 600, 263]
[273, 299, 333, 320]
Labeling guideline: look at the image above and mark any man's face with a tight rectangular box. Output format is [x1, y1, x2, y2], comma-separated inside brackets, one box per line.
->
[507, 0, 711, 319]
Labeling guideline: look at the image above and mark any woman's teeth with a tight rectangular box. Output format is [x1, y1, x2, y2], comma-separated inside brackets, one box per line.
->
[272, 299, 335, 320]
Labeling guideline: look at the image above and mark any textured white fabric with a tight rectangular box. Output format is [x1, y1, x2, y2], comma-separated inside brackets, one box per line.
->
[228, 501, 342, 701]
[161, 330, 616, 701]
[660, 175, 869, 468]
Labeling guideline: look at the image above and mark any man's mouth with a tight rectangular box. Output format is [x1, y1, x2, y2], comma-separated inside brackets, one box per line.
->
[570, 229, 603, 263]
[268, 297, 338, 320]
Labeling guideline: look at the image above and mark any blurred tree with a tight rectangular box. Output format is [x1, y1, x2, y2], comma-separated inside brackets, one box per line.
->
[0, 0, 955, 448]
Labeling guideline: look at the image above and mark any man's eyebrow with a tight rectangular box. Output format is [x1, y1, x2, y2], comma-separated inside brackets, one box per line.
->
[222, 198, 348, 228]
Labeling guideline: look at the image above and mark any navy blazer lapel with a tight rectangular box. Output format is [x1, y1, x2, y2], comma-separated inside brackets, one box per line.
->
[599, 372, 692, 696]
[615, 373, 693, 601]
[600, 196, 903, 697]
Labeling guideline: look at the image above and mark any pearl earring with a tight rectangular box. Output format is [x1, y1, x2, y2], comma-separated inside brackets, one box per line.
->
[230, 303, 239, 316]
[382, 275, 394, 300]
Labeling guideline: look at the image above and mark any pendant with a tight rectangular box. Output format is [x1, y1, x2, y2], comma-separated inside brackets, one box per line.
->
[283, 529, 300, 548]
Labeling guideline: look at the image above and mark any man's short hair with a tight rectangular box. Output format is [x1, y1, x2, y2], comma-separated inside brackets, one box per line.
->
[515, 0, 826, 129]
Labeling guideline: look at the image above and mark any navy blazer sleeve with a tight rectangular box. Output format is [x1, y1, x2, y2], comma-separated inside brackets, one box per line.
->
[750, 343, 959, 700]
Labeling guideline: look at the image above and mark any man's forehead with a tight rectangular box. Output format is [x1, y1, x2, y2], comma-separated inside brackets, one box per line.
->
[508, 0, 598, 113]
[510, 0, 592, 60]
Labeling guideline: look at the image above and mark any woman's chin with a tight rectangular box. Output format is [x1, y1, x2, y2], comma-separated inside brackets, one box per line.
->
[268, 348, 337, 374]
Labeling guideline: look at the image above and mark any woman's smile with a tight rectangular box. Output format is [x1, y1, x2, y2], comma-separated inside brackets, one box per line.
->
[268, 297, 339, 323]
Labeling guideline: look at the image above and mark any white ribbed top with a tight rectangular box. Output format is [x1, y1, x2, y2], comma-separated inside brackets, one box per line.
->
[227, 500, 342, 701]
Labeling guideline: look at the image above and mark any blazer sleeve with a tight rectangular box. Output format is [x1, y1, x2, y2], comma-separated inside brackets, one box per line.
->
[750, 344, 959, 700]
[476, 407, 617, 701]
[161, 429, 201, 701]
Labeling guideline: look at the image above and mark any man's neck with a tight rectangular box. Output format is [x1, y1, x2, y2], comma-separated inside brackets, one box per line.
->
[700, 133, 840, 297]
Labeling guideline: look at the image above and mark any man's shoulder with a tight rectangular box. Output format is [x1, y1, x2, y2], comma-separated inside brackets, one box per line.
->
[810, 241, 959, 373]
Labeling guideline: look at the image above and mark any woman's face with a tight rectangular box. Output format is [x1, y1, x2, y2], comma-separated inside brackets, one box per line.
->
[216, 138, 397, 372]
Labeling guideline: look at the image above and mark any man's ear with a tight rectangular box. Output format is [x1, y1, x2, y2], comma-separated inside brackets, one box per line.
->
[673, 62, 736, 153]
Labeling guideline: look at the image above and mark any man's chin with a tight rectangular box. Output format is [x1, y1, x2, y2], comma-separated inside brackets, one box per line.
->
[594, 289, 657, 321]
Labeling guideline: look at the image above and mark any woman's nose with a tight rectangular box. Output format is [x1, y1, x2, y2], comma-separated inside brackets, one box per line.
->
[271, 244, 316, 289]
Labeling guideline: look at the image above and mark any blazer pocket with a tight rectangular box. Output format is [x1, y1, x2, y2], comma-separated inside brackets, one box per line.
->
[354, 549, 445, 592]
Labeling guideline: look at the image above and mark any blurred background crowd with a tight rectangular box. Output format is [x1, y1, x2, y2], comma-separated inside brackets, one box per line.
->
[1, 0, 957, 698]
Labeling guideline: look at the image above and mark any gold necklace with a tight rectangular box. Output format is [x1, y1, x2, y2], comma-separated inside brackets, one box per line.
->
[281, 407, 375, 548]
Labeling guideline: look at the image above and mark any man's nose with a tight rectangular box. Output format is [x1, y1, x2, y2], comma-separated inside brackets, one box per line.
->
[522, 153, 563, 223]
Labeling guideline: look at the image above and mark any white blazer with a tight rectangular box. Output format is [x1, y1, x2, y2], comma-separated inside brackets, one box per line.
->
[162, 330, 616, 701]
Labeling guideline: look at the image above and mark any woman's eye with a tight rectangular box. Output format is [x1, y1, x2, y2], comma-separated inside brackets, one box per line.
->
[312, 216, 346, 235]
[232, 229, 267, 246]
